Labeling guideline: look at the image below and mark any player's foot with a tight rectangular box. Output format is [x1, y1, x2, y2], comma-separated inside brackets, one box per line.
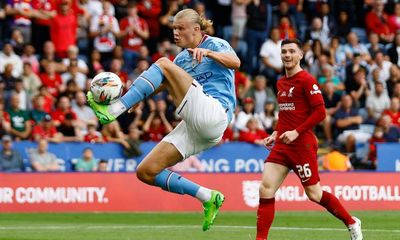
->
[348, 217, 363, 240]
[86, 91, 116, 124]
[202, 190, 225, 231]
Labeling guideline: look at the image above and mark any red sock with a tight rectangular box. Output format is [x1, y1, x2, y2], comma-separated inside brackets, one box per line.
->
[318, 191, 355, 226]
[256, 198, 275, 240]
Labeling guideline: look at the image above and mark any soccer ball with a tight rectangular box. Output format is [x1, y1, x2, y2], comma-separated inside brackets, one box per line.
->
[90, 72, 123, 104]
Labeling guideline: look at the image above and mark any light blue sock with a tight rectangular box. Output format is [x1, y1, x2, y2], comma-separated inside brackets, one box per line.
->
[120, 64, 164, 108]
[154, 169, 200, 197]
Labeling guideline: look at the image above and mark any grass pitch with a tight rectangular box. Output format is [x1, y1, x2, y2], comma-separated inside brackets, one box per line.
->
[0, 211, 399, 240]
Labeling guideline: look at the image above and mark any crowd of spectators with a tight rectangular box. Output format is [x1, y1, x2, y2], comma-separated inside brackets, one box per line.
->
[0, 0, 400, 171]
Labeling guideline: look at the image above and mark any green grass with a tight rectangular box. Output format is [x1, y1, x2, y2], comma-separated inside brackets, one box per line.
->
[0, 211, 399, 240]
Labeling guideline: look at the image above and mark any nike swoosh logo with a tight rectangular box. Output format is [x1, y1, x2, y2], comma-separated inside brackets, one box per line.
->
[301, 178, 311, 183]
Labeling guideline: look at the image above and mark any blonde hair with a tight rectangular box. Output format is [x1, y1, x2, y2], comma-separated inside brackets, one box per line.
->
[174, 9, 213, 33]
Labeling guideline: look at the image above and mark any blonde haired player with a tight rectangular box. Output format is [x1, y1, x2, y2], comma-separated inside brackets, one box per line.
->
[87, 9, 240, 231]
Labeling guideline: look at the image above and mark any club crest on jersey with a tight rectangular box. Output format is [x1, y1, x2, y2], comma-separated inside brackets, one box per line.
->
[288, 86, 295, 97]
[310, 84, 322, 95]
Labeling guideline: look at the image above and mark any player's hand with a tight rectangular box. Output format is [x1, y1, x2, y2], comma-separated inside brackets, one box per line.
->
[187, 48, 210, 64]
[279, 130, 299, 144]
[263, 132, 277, 150]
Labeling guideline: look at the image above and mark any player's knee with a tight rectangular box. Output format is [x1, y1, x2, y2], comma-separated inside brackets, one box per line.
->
[155, 57, 172, 69]
[259, 182, 276, 198]
[305, 189, 322, 202]
[136, 164, 156, 185]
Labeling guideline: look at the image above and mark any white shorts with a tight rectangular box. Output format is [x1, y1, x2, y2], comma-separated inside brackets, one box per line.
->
[162, 81, 228, 159]
[337, 130, 372, 143]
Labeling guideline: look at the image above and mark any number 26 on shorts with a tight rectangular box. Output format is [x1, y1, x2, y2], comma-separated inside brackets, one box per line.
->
[296, 163, 312, 179]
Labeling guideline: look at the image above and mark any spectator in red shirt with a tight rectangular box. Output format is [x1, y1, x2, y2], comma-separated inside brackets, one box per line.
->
[39, 61, 63, 97]
[234, 70, 251, 103]
[119, 2, 149, 72]
[137, 0, 161, 54]
[31, 114, 62, 142]
[31, 0, 56, 54]
[142, 99, 173, 142]
[151, 39, 175, 63]
[109, 58, 129, 86]
[382, 97, 400, 127]
[238, 117, 268, 145]
[50, 2, 77, 58]
[50, 96, 77, 127]
[0, 99, 11, 136]
[84, 122, 104, 143]
[365, 0, 395, 43]
[37, 85, 54, 113]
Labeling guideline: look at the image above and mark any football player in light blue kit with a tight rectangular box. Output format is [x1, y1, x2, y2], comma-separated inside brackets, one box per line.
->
[87, 8, 240, 231]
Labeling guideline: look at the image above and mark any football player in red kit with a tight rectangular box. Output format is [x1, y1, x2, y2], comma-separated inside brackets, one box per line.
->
[255, 39, 363, 240]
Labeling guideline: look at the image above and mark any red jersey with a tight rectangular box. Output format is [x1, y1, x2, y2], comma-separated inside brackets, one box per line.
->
[119, 16, 148, 52]
[382, 109, 400, 127]
[275, 70, 325, 150]
[32, 124, 58, 139]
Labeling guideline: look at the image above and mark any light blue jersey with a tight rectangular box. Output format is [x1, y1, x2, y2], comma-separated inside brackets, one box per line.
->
[174, 36, 237, 123]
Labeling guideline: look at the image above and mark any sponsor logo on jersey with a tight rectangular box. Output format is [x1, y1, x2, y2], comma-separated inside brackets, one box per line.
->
[279, 102, 295, 111]
[310, 84, 322, 95]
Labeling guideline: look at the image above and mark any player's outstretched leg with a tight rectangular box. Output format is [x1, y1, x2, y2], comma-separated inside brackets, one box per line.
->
[87, 63, 164, 124]
[348, 217, 363, 240]
[306, 186, 363, 240]
[151, 168, 225, 231]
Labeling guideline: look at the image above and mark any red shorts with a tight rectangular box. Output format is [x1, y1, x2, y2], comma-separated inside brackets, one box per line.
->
[265, 147, 320, 186]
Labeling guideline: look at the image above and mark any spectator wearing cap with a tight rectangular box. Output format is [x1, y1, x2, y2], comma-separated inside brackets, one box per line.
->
[29, 138, 60, 172]
[0, 43, 23, 78]
[0, 135, 24, 172]
[31, 114, 62, 142]
[245, 75, 276, 114]
[235, 97, 262, 132]
[7, 94, 32, 140]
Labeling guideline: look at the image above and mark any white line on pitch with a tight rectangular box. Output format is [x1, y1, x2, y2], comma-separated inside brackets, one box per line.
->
[0, 225, 399, 233]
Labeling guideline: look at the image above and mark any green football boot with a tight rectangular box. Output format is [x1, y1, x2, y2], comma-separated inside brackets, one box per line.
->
[202, 190, 225, 231]
[86, 91, 117, 125]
